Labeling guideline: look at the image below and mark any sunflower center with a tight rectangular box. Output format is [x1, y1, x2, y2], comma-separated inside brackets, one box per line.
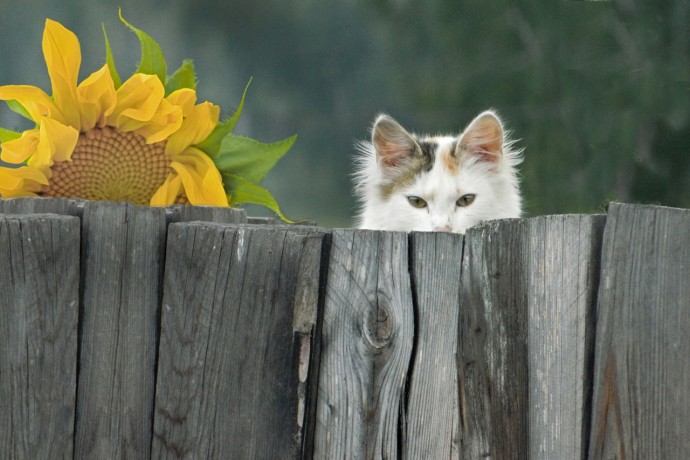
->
[40, 126, 171, 204]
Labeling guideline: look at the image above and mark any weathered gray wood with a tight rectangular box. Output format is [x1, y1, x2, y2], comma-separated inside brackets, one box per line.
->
[459, 219, 529, 459]
[0, 196, 84, 217]
[75, 201, 168, 459]
[589, 203, 690, 459]
[152, 223, 327, 459]
[314, 229, 414, 459]
[405, 232, 463, 459]
[0, 214, 80, 459]
[527, 215, 605, 459]
[168, 203, 247, 224]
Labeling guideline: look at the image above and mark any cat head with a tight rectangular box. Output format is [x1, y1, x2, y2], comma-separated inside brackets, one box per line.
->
[354, 110, 522, 233]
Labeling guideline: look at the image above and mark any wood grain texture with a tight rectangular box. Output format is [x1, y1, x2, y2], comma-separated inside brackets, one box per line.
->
[527, 215, 605, 460]
[314, 229, 414, 459]
[0, 197, 84, 217]
[152, 223, 327, 459]
[0, 214, 80, 459]
[459, 219, 529, 460]
[589, 203, 690, 459]
[74, 201, 168, 459]
[168, 203, 247, 224]
[405, 232, 463, 459]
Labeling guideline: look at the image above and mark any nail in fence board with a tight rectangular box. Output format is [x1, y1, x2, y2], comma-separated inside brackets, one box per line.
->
[0, 214, 80, 458]
[405, 232, 463, 459]
[527, 215, 605, 459]
[459, 219, 529, 459]
[74, 201, 168, 459]
[314, 230, 414, 459]
[152, 223, 327, 459]
[589, 203, 690, 459]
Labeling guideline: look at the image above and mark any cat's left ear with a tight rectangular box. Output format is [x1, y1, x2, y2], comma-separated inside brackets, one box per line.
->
[372, 114, 419, 168]
[457, 110, 504, 163]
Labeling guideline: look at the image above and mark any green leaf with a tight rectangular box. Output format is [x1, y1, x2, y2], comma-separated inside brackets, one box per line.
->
[165, 59, 196, 94]
[118, 8, 167, 85]
[6, 100, 33, 122]
[224, 173, 293, 223]
[102, 23, 122, 88]
[0, 127, 21, 143]
[214, 133, 297, 184]
[196, 78, 252, 157]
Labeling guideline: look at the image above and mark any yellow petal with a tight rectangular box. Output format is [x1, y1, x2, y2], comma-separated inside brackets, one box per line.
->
[135, 98, 183, 144]
[28, 117, 79, 171]
[106, 73, 165, 132]
[150, 173, 183, 206]
[0, 85, 64, 123]
[170, 147, 228, 206]
[42, 19, 81, 128]
[165, 101, 219, 156]
[1, 129, 39, 164]
[166, 88, 197, 117]
[0, 166, 48, 198]
[76, 64, 117, 131]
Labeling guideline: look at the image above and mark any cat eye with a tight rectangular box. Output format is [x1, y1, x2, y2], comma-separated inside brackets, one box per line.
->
[407, 196, 427, 208]
[456, 194, 476, 207]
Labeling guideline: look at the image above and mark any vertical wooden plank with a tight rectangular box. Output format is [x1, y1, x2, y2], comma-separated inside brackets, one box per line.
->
[74, 201, 167, 459]
[0, 197, 84, 217]
[527, 215, 605, 459]
[459, 219, 529, 460]
[152, 223, 327, 459]
[589, 203, 690, 459]
[405, 232, 463, 459]
[314, 229, 414, 459]
[0, 214, 80, 459]
[169, 203, 247, 224]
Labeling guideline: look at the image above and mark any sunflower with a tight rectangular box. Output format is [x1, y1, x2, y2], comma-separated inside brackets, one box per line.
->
[0, 14, 295, 218]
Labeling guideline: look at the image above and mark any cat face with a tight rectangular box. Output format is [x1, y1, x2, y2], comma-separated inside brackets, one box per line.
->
[354, 110, 522, 234]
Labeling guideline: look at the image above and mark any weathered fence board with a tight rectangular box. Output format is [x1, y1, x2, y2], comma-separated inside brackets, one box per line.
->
[526, 215, 605, 459]
[589, 203, 690, 459]
[314, 230, 414, 459]
[152, 223, 327, 459]
[405, 232, 463, 459]
[459, 219, 530, 459]
[0, 214, 80, 459]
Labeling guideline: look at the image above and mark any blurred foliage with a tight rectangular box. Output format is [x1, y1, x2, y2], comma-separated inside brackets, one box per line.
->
[0, 0, 687, 225]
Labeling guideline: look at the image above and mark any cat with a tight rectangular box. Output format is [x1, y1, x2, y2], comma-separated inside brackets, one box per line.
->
[354, 110, 522, 233]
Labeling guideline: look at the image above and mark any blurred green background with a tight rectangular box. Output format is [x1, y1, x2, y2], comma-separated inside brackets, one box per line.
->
[0, 0, 688, 227]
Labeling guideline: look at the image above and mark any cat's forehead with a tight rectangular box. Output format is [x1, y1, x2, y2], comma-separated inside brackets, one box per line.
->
[415, 135, 459, 175]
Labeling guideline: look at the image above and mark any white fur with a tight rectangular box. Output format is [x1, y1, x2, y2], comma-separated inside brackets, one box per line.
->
[354, 111, 522, 234]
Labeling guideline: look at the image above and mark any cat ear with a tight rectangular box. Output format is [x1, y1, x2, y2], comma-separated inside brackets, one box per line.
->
[372, 114, 418, 168]
[458, 110, 504, 163]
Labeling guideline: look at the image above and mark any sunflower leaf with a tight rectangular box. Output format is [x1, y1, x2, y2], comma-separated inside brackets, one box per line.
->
[224, 173, 293, 223]
[0, 127, 21, 143]
[196, 78, 252, 157]
[102, 23, 122, 88]
[118, 8, 167, 85]
[214, 133, 297, 184]
[6, 100, 34, 122]
[166, 59, 197, 94]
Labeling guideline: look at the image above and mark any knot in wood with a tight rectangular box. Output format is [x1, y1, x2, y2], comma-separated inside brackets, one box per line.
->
[364, 295, 394, 349]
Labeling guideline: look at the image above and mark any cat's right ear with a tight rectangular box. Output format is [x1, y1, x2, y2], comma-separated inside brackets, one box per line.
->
[372, 114, 418, 168]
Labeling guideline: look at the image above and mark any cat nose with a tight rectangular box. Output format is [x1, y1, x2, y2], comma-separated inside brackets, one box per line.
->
[434, 225, 451, 233]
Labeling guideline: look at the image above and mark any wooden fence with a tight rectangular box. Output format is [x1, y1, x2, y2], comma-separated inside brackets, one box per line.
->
[0, 198, 687, 459]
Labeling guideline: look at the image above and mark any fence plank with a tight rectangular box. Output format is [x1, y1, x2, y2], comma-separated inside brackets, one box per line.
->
[0, 197, 84, 217]
[152, 223, 327, 459]
[527, 215, 605, 459]
[589, 203, 690, 459]
[314, 229, 414, 459]
[169, 203, 247, 224]
[74, 201, 168, 459]
[405, 232, 463, 459]
[0, 214, 80, 459]
[459, 219, 529, 459]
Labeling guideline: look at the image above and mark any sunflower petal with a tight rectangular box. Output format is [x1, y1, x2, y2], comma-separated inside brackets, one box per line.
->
[170, 147, 228, 206]
[42, 19, 81, 128]
[1, 129, 39, 164]
[166, 88, 197, 117]
[0, 85, 62, 123]
[165, 101, 219, 156]
[28, 117, 79, 170]
[0, 166, 48, 198]
[77, 64, 117, 131]
[150, 173, 183, 206]
[107, 73, 165, 131]
[135, 98, 183, 144]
